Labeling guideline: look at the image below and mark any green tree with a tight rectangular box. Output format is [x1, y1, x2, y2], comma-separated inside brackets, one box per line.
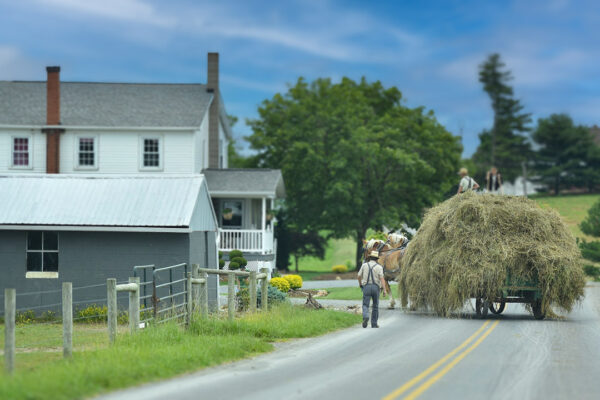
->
[247, 77, 462, 267]
[274, 209, 326, 272]
[472, 54, 532, 181]
[532, 114, 598, 195]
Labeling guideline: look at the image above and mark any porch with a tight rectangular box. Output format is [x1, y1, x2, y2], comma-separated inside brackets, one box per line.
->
[203, 168, 285, 256]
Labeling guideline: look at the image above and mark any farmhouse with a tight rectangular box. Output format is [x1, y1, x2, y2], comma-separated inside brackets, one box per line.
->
[0, 174, 219, 310]
[0, 53, 284, 277]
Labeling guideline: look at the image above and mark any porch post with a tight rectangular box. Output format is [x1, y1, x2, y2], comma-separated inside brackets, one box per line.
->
[261, 197, 266, 254]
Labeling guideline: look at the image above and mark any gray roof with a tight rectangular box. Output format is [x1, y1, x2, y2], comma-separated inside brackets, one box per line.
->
[0, 174, 217, 231]
[202, 169, 285, 198]
[0, 81, 214, 128]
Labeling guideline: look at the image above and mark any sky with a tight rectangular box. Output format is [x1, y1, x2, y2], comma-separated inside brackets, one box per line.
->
[0, 0, 598, 156]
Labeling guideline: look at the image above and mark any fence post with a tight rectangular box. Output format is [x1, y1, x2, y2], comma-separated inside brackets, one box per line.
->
[200, 271, 209, 318]
[228, 272, 235, 321]
[129, 277, 140, 334]
[260, 267, 269, 311]
[4, 288, 15, 374]
[249, 270, 257, 313]
[107, 278, 117, 344]
[192, 264, 200, 312]
[186, 272, 193, 327]
[62, 282, 73, 358]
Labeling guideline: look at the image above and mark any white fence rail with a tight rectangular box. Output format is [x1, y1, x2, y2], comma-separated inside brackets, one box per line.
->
[219, 229, 274, 254]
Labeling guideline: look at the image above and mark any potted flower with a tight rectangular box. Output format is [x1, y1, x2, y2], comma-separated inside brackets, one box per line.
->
[222, 208, 233, 221]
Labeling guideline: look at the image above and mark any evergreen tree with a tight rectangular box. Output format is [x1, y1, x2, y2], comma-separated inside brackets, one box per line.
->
[472, 54, 531, 181]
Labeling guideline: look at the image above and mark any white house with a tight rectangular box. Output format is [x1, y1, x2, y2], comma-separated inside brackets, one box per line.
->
[0, 53, 284, 271]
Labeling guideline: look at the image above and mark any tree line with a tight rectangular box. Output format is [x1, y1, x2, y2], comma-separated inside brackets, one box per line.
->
[471, 53, 600, 194]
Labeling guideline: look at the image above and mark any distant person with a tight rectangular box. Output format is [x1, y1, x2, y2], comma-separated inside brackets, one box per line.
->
[357, 249, 388, 328]
[457, 167, 479, 194]
[486, 166, 503, 194]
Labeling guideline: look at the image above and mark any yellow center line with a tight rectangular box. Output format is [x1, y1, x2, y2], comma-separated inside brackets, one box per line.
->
[381, 321, 490, 400]
[403, 320, 500, 400]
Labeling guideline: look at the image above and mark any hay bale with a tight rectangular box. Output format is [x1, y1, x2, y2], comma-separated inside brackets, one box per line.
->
[399, 192, 585, 317]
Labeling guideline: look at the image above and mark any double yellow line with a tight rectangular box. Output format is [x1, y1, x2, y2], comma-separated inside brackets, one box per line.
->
[382, 320, 499, 400]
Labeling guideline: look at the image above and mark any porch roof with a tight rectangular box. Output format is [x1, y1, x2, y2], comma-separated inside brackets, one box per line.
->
[202, 168, 285, 198]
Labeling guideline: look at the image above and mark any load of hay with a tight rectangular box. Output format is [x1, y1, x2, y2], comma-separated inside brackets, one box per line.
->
[399, 192, 585, 317]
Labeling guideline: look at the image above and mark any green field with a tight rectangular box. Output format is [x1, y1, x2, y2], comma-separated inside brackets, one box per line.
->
[0, 305, 360, 400]
[534, 194, 600, 240]
[295, 237, 356, 279]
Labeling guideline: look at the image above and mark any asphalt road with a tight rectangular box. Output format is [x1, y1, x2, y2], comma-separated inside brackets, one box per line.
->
[99, 283, 600, 400]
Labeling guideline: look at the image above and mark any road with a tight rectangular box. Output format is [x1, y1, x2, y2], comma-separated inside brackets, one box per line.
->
[99, 283, 600, 400]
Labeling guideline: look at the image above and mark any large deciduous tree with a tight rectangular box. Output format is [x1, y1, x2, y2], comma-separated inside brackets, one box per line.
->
[247, 77, 462, 267]
[472, 53, 531, 181]
[532, 114, 599, 194]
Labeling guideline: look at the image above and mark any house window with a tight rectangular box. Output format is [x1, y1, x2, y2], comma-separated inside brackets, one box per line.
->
[141, 137, 161, 169]
[26, 232, 59, 276]
[12, 137, 31, 168]
[222, 200, 243, 228]
[77, 137, 97, 168]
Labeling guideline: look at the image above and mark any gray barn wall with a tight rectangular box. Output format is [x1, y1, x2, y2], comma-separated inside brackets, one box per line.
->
[0, 230, 218, 313]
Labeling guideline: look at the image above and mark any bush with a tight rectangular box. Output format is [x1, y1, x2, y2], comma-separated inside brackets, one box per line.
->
[229, 250, 244, 259]
[236, 285, 288, 310]
[39, 310, 57, 322]
[76, 304, 107, 323]
[283, 274, 303, 289]
[583, 265, 600, 281]
[580, 199, 600, 237]
[332, 264, 348, 274]
[231, 256, 248, 269]
[580, 240, 600, 262]
[269, 277, 291, 293]
[15, 310, 35, 325]
[229, 261, 241, 270]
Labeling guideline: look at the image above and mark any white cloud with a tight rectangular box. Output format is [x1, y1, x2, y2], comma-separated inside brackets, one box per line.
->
[34, 0, 175, 27]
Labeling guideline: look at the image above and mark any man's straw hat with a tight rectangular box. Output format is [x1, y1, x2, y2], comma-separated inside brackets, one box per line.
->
[458, 167, 468, 176]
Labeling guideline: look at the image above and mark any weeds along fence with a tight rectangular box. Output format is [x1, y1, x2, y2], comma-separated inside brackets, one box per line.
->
[2, 263, 270, 374]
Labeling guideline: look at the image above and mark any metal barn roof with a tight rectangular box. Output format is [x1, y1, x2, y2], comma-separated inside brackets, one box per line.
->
[202, 169, 286, 198]
[0, 174, 217, 231]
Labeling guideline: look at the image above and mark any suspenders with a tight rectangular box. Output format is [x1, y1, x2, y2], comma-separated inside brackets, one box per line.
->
[366, 261, 376, 284]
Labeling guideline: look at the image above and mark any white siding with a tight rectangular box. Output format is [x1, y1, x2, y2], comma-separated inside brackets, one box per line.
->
[0, 129, 46, 173]
[59, 129, 195, 174]
[219, 120, 229, 168]
[194, 108, 209, 172]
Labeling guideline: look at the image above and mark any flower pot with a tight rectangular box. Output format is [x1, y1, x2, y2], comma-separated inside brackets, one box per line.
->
[223, 212, 233, 221]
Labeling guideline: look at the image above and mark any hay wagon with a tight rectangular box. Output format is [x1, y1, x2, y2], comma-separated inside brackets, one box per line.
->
[474, 271, 545, 320]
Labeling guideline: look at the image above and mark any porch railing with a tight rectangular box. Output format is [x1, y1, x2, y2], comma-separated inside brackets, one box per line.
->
[219, 229, 274, 254]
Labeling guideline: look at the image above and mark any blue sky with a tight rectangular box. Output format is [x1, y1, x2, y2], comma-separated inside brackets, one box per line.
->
[0, 0, 598, 156]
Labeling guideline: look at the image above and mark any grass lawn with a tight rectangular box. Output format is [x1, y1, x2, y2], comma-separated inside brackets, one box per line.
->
[294, 237, 356, 280]
[0, 304, 360, 400]
[534, 194, 600, 241]
[321, 285, 397, 301]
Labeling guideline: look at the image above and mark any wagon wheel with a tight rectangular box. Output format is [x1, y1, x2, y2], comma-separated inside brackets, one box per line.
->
[532, 300, 545, 320]
[489, 301, 506, 314]
[475, 298, 489, 319]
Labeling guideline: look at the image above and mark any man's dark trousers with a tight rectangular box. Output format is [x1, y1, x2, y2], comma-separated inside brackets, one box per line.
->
[362, 283, 380, 326]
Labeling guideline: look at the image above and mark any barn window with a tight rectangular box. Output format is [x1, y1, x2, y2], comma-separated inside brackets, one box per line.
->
[11, 136, 32, 168]
[140, 136, 162, 170]
[77, 137, 97, 168]
[26, 232, 59, 276]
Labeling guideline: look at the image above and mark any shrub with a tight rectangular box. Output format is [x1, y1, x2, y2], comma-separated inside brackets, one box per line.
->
[76, 304, 107, 323]
[580, 199, 600, 237]
[345, 260, 354, 270]
[39, 310, 57, 322]
[236, 285, 288, 310]
[283, 274, 303, 289]
[229, 250, 244, 259]
[231, 256, 248, 269]
[583, 265, 600, 281]
[580, 240, 600, 262]
[229, 261, 241, 270]
[269, 277, 291, 293]
[15, 310, 35, 325]
[332, 264, 348, 274]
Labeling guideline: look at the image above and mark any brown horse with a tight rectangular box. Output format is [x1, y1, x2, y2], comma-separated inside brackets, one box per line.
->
[362, 233, 407, 309]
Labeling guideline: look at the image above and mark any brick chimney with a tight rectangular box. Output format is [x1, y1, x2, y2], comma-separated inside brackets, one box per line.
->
[42, 66, 64, 174]
[207, 53, 220, 168]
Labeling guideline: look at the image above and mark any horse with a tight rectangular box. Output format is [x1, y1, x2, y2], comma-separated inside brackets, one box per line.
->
[362, 233, 408, 309]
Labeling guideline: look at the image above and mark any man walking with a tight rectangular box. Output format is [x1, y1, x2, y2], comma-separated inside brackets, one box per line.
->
[358, 250, 388, 328]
